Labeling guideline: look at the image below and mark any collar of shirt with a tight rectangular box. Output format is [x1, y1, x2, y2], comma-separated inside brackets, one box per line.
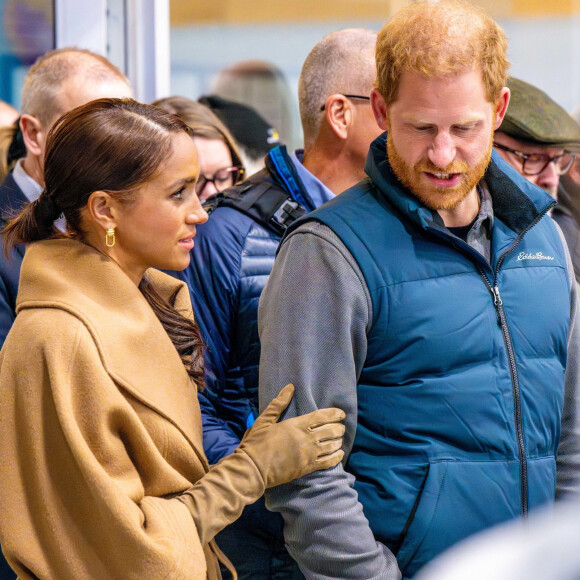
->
[290, 149, 335, 209]
[12, 158, 43, 203]
[466, 181, 494, 263]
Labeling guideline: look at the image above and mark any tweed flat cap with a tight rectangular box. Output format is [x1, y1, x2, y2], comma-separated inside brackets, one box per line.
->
[498, 77, 580, 153]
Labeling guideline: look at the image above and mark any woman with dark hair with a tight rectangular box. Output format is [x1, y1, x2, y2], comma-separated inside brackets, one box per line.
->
[0, 98, 345, 580]
[153, 96, 245, 203]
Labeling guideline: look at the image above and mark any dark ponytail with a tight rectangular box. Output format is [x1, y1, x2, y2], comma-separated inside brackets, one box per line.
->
[2, 191, 63, 257]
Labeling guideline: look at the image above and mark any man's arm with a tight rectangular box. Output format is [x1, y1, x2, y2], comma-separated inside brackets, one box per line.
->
[259, 221, 401, 579]
[554, 222, 580, 498]
[198, 390, 242, 463]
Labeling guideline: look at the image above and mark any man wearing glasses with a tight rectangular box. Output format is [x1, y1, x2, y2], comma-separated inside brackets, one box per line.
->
[493, 77, 580, 199]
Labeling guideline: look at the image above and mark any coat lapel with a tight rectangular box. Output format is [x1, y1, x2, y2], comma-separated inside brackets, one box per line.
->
[17, 239, 208, 468]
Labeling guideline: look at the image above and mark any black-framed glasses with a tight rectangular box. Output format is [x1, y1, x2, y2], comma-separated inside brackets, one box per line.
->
[493, 142, 576, 176]
[320, 94, 371, 112]
[196, 166, 245, 194]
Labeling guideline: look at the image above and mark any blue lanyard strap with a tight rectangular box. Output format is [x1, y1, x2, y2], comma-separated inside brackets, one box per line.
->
[268, 145, 315, 212]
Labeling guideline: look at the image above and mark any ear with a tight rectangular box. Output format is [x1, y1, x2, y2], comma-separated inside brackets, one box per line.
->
[86, 190, 118, 231]
[493, 87, 510, 130]
[19, 114, 45, 158]
[324, 94, 350, 140]
[370, 88, 389, 131]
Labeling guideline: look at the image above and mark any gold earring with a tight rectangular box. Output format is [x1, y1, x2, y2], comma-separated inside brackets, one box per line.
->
[105, 227, 115, 247]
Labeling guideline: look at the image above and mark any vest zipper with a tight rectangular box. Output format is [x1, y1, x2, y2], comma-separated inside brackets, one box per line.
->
[476, 201, 555, 518]
[480, 273, 528, 516]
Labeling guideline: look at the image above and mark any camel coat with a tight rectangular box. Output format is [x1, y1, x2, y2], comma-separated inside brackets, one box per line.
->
[0, 239, 267, 579]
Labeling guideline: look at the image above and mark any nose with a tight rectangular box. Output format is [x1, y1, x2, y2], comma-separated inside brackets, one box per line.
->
[536, 161, 560, 196]
[186, 195, 209, 225]
[428, 131, 456, 169]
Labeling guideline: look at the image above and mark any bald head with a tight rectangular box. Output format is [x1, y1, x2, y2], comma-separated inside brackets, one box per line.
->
[21, 48, 132, 128]
[299, 28, 377, 148]
[18, 48, 133, 186]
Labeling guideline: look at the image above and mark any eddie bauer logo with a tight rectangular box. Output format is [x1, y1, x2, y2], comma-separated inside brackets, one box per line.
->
[517, 251, 554, 261]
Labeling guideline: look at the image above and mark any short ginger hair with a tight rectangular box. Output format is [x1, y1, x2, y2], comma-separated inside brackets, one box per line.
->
[376, 0, 509, 106]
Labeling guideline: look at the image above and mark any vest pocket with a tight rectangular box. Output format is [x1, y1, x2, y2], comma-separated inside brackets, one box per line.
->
[396, 461, 447, 572]
[396, 458, 528, 577]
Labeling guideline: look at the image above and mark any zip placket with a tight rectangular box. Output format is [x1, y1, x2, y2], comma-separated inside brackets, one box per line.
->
[476, 202, 554, 517]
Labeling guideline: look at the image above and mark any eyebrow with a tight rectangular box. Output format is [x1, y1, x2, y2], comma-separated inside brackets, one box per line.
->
[167, 176, 197, 190]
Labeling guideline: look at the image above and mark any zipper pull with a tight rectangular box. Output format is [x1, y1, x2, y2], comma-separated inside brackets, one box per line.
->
[492, 285, 503, 307]
[492, 285, 503, 325]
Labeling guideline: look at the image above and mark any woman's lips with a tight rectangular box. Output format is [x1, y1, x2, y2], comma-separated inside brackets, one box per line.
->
[178, 236, 195, 250]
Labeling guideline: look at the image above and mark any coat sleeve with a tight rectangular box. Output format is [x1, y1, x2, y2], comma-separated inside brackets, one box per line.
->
[0, 309, 265, 579]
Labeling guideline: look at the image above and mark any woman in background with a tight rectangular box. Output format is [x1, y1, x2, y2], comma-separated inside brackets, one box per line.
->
[0, 98, 345, 579]
[154, 96, 244, 203]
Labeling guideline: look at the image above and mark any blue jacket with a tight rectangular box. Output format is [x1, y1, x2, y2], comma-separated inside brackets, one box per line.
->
[169, 146, 318, 464]
[300, 136, 570, 578]
[0, 172, 28, 348]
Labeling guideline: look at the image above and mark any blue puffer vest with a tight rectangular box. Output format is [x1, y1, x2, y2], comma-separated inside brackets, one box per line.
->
[301, 135, 570, 578]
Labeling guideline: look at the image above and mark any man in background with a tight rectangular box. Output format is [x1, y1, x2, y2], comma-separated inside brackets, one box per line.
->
[0, 48, 133, 348]
[258, 2, 580, 578]
[492, 78, 580, 280]
[493, 77, 580, 199]
[169, 27, 380, 579]
[554, 154, 580, 282]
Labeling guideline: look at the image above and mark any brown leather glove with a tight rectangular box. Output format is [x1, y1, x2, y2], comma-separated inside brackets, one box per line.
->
[234, 383, 346, 488]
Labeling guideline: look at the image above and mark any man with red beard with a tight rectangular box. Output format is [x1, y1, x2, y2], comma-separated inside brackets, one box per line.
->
[258, 1, 580, 579]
